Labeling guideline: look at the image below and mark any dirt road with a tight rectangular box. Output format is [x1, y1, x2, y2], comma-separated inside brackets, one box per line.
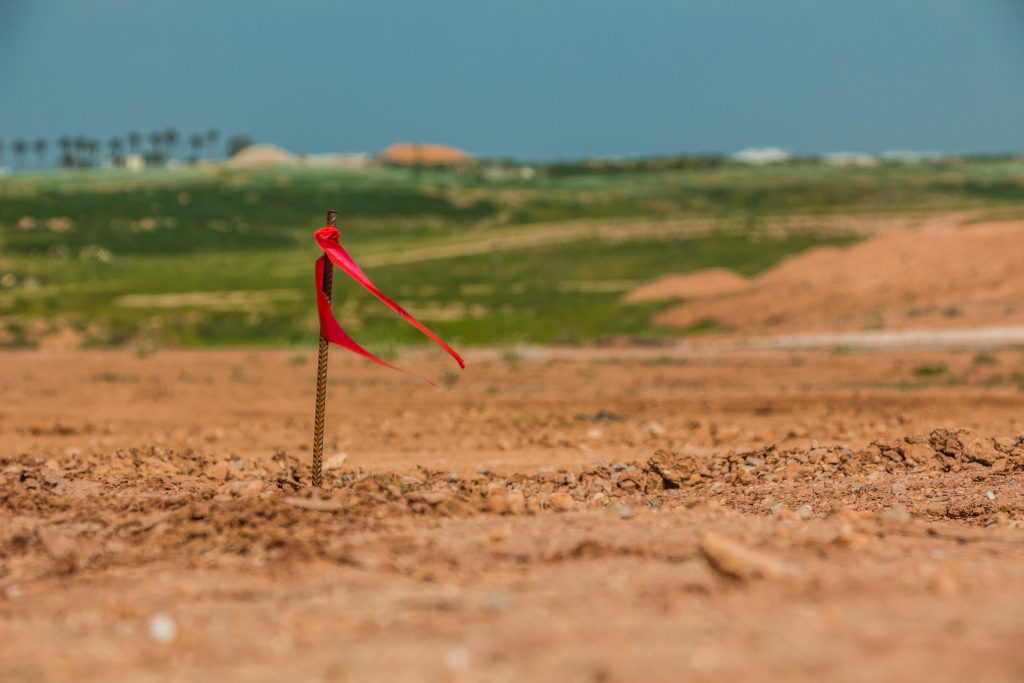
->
[486, 325, 1024, 363]
[357, 210, 991, 268]
[2, 348, 1023, 682]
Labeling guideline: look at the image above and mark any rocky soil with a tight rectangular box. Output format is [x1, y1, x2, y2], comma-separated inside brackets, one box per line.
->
[1, 349, 1023, 682]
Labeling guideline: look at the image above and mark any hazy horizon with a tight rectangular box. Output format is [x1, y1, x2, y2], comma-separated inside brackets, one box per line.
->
[2, 0, 1023, 161]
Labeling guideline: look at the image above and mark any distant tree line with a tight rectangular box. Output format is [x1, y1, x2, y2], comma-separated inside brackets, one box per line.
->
[543, 155, 726, 176]
[0, 129, 254, 171]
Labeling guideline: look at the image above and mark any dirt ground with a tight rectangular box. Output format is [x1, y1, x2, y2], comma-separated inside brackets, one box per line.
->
[650, 219, 1024, 334]
[2, 346, 1024, 682]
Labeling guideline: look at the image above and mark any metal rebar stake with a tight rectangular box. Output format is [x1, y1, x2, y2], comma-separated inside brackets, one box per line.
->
[311, 209, 337, 487]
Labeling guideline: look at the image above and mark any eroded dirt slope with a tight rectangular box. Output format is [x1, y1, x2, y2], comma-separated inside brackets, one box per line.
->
[649, 219, 1024, 333]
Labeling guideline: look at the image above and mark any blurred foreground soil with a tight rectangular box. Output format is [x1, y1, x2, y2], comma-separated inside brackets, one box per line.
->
[1, 348, 1023, 682]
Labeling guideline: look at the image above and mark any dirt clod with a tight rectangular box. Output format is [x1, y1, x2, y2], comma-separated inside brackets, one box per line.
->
[699, 532, 789, 581]
[547, 492, 576, 512]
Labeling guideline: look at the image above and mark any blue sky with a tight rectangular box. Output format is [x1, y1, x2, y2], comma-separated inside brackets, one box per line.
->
[1, 0, 1022, 160]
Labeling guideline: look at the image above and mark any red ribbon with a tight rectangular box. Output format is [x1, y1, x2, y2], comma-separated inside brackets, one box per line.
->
[314, 225, 465, 385]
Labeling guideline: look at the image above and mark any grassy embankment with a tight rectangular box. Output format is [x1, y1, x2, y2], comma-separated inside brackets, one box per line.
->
[2, 157, 1023, 349]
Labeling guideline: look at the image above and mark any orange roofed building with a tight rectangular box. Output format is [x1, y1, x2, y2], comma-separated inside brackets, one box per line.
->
[379, 142, 474, 166]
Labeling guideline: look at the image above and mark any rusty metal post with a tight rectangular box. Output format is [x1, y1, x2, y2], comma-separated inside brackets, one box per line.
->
[311, 209, 337, 487]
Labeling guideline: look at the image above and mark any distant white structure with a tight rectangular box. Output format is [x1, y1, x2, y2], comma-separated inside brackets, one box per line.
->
[731, 147, 790, 165]
[301, 153, 372, 169]
[124, 154, 145, 171]
[483, 165, 537, 181]
[825, 152, 878, 167]
[220, 144, 381, 170]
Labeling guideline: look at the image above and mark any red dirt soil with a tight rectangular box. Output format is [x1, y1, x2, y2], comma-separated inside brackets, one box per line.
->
[380, 142, 474, 165]
[2, 347, 1024, 682]
[651, 219, 1024, 333]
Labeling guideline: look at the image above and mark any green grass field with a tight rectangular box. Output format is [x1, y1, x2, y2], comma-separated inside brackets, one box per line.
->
[2, 157, 1023, 349]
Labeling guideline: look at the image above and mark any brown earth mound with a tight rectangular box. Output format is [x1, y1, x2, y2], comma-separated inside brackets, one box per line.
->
[654, 220, 1024, 332]
[626, 268, 750, 302]
[222, 144, 297, 168]
[380, 142, 473, 165]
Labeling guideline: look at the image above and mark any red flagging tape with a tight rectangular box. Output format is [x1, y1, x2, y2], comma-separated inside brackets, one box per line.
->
[314, 225, 465, 385]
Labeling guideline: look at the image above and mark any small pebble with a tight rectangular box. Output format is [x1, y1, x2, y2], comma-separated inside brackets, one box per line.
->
[207, 461, 230, 481]
[929, 571, 958, 596]
[148, 614, 177, 643]
[699, 533, 788, 580]
[547, 492, 576, 512]
[986, 491, 995, 501]
[610, 504, 633, 519]
[505, 490, 526, 515]
[796, 504, 813, 520]
[323, 453, 349, 471]
[882, 506, 911, 523]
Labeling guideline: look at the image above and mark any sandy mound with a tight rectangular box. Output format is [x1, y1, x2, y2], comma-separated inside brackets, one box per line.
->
[626, 268, 750, 303]
[655, 220, 1024, 332]
[380, 142, 473, 165]
[223, 144, 297, 168]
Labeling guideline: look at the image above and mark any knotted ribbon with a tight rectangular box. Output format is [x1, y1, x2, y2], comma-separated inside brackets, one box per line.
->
[314, 225, 465, 385]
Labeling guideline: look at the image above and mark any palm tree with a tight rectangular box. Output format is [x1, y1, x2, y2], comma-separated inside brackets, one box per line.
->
[189, 133, 203, 163]
[163, 128, 178, 161]
[33, 139, 47, 169]
[205, 128, 220, 160]
[58, 136, 73, 168]
[74, 137, 89, 167]
[12, 139, 28, 169]
[149, 131, 163, 164]
[109, 138, 124, 166]
[128, 131, 142, 155]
